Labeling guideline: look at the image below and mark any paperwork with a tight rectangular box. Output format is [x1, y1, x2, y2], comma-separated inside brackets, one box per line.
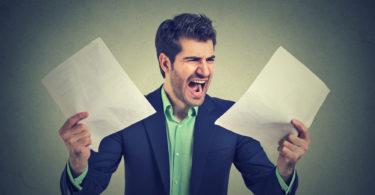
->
[215, 47, 330, 153]
[42, 38, 156, 151]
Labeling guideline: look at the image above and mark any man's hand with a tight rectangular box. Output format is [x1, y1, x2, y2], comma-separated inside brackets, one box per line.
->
[277, 119, 310, 183]
[59, 112, 91, 177]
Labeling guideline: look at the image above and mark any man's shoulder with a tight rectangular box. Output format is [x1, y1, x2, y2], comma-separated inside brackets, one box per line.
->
[206, 95, 234, 111]
[204, 95, 234, 118]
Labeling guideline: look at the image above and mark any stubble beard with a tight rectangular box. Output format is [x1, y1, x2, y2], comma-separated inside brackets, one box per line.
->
[170, 70, 206, 108]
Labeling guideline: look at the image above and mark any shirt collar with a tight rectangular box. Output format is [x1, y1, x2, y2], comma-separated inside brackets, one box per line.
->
[161, 85, 198, 119]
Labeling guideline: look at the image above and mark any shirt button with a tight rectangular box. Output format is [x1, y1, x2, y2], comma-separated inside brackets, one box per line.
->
[176, 152, 180, 156]
[178, 124, 181, 128]
[174, 180, 178, 184]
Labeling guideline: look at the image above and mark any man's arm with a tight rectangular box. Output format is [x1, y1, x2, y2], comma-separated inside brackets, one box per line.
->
[233, 135, 298, 195]
[277, 119, 310, 183]
[276, 166, 297, 194]
[66, 162, 89, 190]
[59, 112, 123, 194]
[59, 112, 91, 176]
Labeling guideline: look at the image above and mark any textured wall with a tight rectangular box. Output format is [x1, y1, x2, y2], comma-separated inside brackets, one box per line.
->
[1, 0, 374, 194]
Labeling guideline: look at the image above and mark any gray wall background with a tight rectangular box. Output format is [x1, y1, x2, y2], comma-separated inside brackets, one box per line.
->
[1, 0, 374, 194]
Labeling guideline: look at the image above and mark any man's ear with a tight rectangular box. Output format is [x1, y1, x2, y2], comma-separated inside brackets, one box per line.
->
[159, 53, 171, 75]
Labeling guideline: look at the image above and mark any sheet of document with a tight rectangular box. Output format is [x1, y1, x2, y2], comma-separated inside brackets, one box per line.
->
[42, 37, 156, 151]
[215, 47, 330, 153]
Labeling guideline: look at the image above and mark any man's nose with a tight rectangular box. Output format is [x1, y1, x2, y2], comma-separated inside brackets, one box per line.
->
[196, 60, 210, 77]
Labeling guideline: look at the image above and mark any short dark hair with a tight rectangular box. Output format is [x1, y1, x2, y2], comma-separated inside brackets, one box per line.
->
[155, 13, 217, 78]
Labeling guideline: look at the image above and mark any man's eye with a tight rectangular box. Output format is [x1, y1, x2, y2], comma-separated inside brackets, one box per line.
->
[207, 58, 215, 62]
[187, 58, 200, 62]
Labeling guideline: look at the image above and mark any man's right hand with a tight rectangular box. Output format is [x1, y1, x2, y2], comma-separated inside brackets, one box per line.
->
[59, 112, 91, 177]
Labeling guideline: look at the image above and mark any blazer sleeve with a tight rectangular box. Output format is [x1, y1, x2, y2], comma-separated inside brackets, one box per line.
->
[60, 131, 123, 195]
[233, 135, 298, 195]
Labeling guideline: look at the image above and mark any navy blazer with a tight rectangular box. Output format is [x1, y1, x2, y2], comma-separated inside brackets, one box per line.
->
[60, 86, 298, 195]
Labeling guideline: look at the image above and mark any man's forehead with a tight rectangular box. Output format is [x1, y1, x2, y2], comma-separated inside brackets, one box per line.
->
[178, 38, 214, 57]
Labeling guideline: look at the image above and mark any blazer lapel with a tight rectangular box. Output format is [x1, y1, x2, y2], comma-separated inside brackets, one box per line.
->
[190, 97, 217, 195]
[143, 87, 170, 194]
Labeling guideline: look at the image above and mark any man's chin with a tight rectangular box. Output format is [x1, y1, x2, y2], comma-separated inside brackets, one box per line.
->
[188, 95, 206, 107]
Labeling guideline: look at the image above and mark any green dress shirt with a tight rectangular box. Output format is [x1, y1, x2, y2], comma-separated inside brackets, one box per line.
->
[161, 86, 198, 195]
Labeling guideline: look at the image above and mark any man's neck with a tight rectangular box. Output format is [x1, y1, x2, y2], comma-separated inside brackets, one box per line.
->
[172, 104, 190, 122]
[164, 85, 190, 122]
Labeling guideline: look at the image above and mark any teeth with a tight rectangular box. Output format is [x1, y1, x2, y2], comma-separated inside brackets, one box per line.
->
[192, 80, 206, 84]
[197, 84, 202, 93]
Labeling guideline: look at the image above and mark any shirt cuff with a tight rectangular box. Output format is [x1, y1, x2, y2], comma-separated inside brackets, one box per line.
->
[275, 166, 296, 195]
[66, 161, 88, 191]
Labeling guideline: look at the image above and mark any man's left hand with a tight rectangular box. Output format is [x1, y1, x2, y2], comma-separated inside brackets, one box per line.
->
[277, 119, 310, 182]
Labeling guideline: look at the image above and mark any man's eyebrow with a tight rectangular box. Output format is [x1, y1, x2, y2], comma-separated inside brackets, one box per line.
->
[183, 56, 201, 60]
[183, 55, 216, 60]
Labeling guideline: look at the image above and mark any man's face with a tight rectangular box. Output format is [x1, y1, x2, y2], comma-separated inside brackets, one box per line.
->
[165, 38, 215, 107]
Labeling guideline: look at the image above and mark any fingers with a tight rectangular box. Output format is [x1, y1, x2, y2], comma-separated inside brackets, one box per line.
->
[58, 113, 92, 154]
[291, 119, 310, 143]
[66, 129, 91, 156]
[70, 140, 90, 158]
[69, 128, 91, 144]
[79, 136, 92, 147]
[60, 123, 88, 140]
[278, 139, 304, 162]
[61, 124, 90, 145]
[278, 120, 311, 171]
[59, 112, 90, 146]
[278, 131, 310, 166]
[71, 135, 91, 154]
[286, 134, 309, 152]
[279, 138, 301, 153]
[61, 112, 89, 132]
[58, 113, 91, 173]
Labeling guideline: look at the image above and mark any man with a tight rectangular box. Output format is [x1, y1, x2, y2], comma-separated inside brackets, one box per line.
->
[59, 13, 310, 195]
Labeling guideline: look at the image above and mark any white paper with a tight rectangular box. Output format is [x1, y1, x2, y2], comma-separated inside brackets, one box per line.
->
[215, 46, 330, 153]
[42, 37, 156, 151]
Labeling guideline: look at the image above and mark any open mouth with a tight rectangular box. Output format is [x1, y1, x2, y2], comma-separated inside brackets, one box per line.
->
[188, 80, 206, 97]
